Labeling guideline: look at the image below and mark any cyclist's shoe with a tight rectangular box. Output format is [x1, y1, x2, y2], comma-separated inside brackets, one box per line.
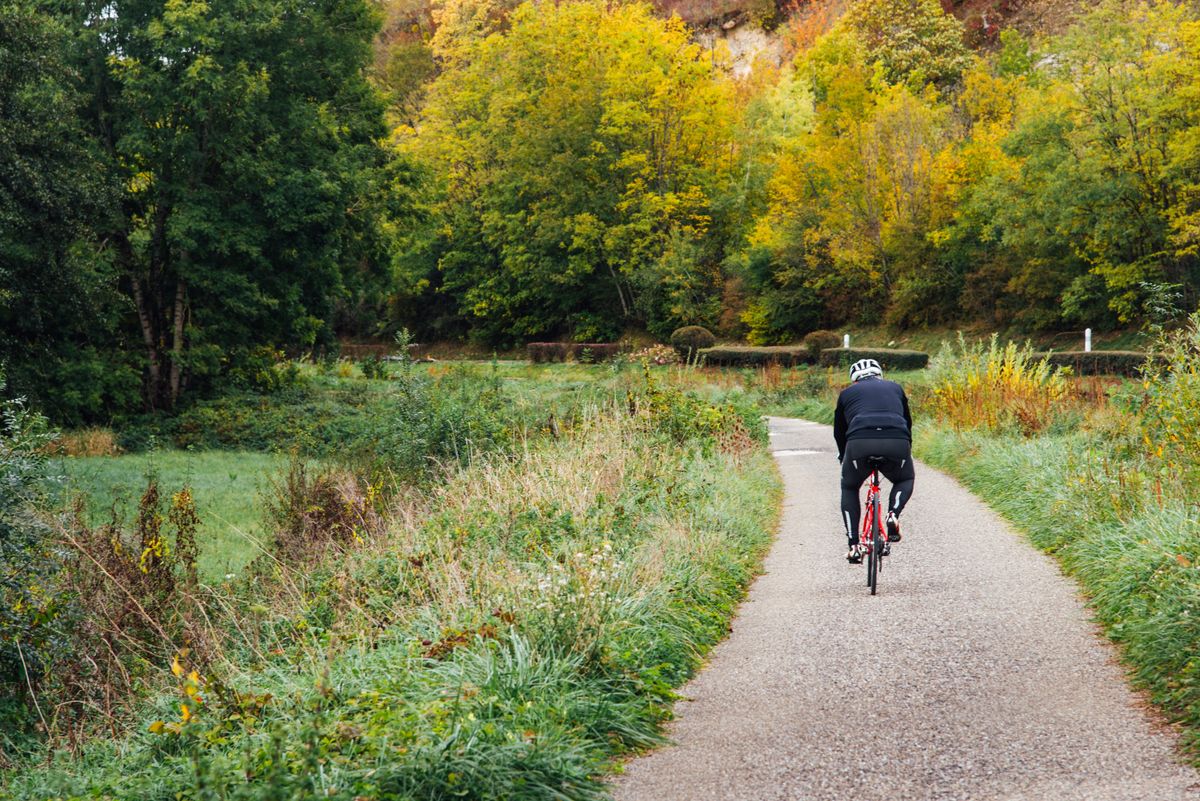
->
[886, 512, 902, 542]
[880, 540, 891, 557]
[846, 543, 863, 564]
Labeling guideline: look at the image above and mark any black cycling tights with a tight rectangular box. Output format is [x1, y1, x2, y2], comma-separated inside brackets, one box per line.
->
[840, 438, 915, 539]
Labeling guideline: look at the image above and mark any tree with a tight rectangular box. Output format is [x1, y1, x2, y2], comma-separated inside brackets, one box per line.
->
[842, 0, 971, 89]
[405, 0, 740, 343]
[0, 2, 137, 424]
[74, 0, 396, 409]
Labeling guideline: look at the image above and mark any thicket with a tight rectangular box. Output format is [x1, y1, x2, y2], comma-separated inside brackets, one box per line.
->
[121, 364, 519, 483]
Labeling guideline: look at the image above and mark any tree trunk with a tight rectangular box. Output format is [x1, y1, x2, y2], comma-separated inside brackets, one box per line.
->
[119, 234, 162, 411]
[168, 274, 187, 407]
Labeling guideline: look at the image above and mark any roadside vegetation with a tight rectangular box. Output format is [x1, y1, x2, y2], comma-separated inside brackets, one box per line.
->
[916, 321, 1200, 760]
[0, 364, 778, 799]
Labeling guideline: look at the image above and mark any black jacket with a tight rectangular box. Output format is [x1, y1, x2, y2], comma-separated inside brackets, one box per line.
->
[833, 377, 912, 460]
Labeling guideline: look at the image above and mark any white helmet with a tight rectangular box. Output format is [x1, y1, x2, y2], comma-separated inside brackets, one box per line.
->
[849, 358, 882, 382]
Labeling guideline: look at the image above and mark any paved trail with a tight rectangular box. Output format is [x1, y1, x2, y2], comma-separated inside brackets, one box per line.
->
[613, 417, 1200, 801]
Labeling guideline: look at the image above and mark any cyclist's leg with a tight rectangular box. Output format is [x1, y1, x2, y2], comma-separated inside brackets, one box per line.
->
[839, 440, 874, 540]
[875, 439, 915, 517]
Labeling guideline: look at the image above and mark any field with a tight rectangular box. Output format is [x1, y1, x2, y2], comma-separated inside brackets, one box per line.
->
[54, 451, 289, 580]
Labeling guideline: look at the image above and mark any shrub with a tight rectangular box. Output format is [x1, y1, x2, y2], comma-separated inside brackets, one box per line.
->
[699, 346, 810, 367]
[801, 330, 842, 361]
[527, 343, 627, 363]
[669, 326, 716, 360]
[47, 427, 121, 457]
[817, 347, 929, 371]
[47, 477, 202, 744]
[927, 335, 1069, 434]
[1032, 350, 1148, 376]
[263, 460, 384, 567]
[359, 354, 387, 379]
[0, 393, 60, 730]
[1141, 314, 1200, 480]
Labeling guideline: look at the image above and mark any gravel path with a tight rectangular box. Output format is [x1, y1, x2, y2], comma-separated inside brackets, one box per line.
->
[612, 417, 1200, 801]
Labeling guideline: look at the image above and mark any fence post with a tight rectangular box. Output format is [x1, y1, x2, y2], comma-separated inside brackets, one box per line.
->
[843, 333, 850, 349]
[1085, 328, 1092, 353]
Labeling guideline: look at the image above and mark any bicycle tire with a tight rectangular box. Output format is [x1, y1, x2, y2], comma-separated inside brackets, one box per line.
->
[868, 492, 881, 595]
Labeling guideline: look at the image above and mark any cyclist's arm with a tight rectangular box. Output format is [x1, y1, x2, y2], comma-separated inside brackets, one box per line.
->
[833, 395, 847, 460]
[901, 390, 912, 435]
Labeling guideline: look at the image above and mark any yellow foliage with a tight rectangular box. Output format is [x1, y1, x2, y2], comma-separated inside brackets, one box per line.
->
[929, 335, 1070, 435]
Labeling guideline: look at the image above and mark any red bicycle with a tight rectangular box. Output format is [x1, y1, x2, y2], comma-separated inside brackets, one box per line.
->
[860, 456, 889, 595]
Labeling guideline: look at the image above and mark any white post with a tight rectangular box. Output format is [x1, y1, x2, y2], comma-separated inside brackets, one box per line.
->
[1085, 328, 1092, 353]
[843, 333, 850, 349]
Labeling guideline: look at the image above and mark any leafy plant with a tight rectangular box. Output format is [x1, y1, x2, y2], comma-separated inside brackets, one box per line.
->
[928, 335, 1069, 434]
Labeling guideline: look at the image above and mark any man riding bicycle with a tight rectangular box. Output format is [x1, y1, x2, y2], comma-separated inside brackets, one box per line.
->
[834, 358, 914, 564]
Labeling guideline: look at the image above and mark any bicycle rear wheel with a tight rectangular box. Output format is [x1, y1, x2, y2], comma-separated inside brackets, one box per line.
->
[868, 494, 881, 595]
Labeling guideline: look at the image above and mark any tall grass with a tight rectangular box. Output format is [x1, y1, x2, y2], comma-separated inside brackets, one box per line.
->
[1141, 312, 1200, 484]
[927, 335, 1069, 434]
[2, 388, 781, 799]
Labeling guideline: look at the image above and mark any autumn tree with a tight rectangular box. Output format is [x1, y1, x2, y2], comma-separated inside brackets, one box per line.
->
[403, 0, 740, 342]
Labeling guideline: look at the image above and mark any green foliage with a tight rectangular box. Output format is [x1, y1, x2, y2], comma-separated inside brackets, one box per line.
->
[1140, 313, 1200, 480]
[801, 329, 843, 360]
[841, 0, 971, 89]
[0, 390, 61, 739]
[817, 347, 929, 371]
[0, 3, 129, 425]
[1035, 351, 1149, 377]
[669, 326, 717, 360]
[126, 367, 518, 484]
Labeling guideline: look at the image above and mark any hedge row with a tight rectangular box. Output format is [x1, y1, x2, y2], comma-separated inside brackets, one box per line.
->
[1033, 350, 1148, 376]
[527, 342, 628, 363]
[699, 346, 811, 367]
[818, 347, 930, 371]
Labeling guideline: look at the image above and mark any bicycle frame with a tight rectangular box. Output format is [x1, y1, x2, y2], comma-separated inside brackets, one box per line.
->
[860, 468, 886, 594]
[859, 469, 884, 552]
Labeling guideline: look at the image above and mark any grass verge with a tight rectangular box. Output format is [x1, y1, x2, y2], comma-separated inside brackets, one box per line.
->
[3, 397, 781, 798]
[917, 425, 1200, 760]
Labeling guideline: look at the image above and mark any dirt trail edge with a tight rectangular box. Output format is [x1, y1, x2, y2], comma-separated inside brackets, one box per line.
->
[612, 417, 1200, 801]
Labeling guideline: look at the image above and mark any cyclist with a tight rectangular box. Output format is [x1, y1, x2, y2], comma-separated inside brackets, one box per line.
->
[834, 358, 914, 564]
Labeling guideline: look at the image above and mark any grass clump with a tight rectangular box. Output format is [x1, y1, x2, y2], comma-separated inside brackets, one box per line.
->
[1140, 312, 1200, 483]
